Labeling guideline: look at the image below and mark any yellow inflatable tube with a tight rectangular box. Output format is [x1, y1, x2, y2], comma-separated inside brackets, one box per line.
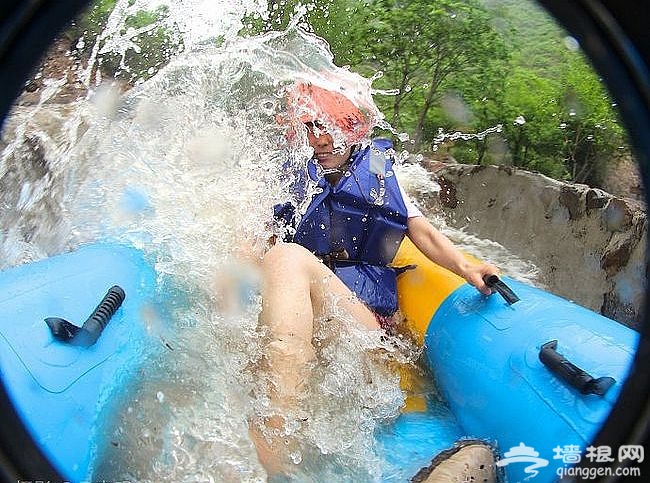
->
[392, 237, 475, 411]
[393, 237, 466, 344]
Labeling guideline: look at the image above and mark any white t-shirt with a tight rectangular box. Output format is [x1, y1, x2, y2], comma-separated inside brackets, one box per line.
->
[396, 176, 423, 219]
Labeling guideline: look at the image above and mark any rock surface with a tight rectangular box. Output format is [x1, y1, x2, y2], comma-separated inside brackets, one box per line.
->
[431, 163, 646, 329]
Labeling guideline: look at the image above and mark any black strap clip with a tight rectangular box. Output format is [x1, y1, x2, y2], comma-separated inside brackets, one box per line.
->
[320, 247, 350, 269]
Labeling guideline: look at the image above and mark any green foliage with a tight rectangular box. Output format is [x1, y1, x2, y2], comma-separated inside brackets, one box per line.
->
[99, 5, 182, 84]
[557, 52, 626, 185]
[472, 0, 627, 186]
[328, 0, 627, 188]
[484, 42, 626, 186]
[240, 0, 366, 64]
[67, 0, 118, 42]
[362, 0, 509, 148]
[68, 0, 182, 85]
[239, 0, 631, 187]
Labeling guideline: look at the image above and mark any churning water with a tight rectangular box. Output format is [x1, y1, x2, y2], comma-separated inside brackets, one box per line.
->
[0, 1, 538, 481]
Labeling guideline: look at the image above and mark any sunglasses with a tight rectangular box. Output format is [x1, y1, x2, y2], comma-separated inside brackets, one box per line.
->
[304, 120, 327, 133]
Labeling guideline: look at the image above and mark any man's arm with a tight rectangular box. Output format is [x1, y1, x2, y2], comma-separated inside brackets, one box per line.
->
[406, 216, 497, 295]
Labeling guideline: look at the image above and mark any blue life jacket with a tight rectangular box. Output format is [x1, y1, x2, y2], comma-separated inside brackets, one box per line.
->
[274, 139, 409, 316]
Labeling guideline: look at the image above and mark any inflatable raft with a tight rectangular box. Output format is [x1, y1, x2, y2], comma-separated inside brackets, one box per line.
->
[391, 238, 639, 482]
[0, 241, 639, 482]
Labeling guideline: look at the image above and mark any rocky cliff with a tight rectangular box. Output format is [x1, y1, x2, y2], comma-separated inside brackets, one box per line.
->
[430, 163, 646, 329]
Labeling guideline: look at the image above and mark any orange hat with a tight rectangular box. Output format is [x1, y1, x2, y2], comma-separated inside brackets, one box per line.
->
[287, 82, 370, 144]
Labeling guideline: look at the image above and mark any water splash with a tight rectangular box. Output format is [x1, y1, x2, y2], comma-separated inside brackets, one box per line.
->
[0, 6, 413, 482]
[431, 124, 504, 151]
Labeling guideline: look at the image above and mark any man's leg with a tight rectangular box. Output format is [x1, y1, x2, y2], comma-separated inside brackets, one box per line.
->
[259, 242, 379, 406]
[252, 242, 379, 473]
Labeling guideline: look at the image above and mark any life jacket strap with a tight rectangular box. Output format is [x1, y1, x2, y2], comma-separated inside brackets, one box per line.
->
[318, 248, 417, 275]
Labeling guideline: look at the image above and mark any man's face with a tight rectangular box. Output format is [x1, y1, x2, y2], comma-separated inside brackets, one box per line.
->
[305, 121, 352, 170]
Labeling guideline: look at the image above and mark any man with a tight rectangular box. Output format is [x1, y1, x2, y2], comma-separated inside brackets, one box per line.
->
[252, 82, 497, 480]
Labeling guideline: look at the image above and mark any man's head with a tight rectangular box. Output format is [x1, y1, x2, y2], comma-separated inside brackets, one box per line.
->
[286, 82, 370, 147]
[302, 119, 352, 170]
[284, 82, 370, 170]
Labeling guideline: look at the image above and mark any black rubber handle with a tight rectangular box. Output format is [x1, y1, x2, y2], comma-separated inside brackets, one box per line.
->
[78, 285, 125, 346]
[539, 340, 615, 396]
[483, 274, 520, 305]
[45, 285, 125, 347]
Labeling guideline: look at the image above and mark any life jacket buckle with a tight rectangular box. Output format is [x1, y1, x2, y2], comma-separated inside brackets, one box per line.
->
[321, 247, 350, 269]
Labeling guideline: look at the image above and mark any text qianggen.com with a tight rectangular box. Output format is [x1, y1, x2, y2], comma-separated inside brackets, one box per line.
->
[556, 465, 641, 480]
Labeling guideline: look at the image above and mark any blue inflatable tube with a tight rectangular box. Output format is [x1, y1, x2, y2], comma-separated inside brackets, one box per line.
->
[425, 279, 638, 482]
[0, 241, 640, 482]
[0, 243, 158, 482]
[392, 238, 640, 482]
[0, 242, 465, 482]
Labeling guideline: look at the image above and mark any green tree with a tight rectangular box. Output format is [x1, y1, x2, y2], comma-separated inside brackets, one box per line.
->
[340, 0, 509, 149]
[68, 0, 118, 42]
[556, 52, 626, 186]
[242, 0, 509, 150]
[494, 51, 626, 184]
[241, 0, 364, 64]
[500, 68, 564, 171]
[100, 6, 182, 84]
[231, 0, 629, 187]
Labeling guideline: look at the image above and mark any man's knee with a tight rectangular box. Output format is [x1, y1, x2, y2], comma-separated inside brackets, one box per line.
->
[262, 242, 317, 273]
[266, 336, 315, 363]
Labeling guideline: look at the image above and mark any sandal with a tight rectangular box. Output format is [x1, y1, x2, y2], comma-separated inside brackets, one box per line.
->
[411, 439, 497, 483]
